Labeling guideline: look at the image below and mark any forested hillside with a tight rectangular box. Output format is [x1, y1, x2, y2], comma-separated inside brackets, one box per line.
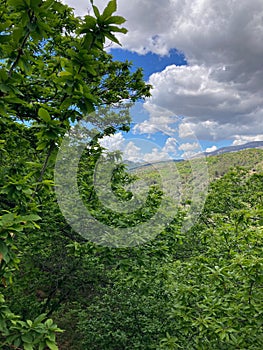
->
[2, 116, 263, 349]
[1, 1, 263, 349]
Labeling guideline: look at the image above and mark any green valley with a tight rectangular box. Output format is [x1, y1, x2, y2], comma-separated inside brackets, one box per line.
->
[1, 0, 263, 349]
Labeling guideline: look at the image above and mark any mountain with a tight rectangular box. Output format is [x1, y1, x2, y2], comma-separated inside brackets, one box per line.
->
[125, 158, 183, 170]
[124, 141, 263, 174]
[204, 141, 263, 156]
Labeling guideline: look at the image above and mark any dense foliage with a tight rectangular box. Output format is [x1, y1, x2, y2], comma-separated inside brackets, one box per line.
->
[1, 1, 263, 349]
[0, 0, 150, 348]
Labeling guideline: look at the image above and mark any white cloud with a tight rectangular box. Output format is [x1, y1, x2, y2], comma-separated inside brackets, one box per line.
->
[69, 0, 263, 66]
[146, 64, 263, 140]
[205, 145, 218, 153]
[178, 142, 201, 159]
[99, 132, 125, 151]
[63, 0, 175, 55]
[64, 0, 263, 142]
[133, 104, 177, 135]
[133, 118, 176, 135]
[122, 141, 142, 163]
[99, 133, 172, 163]
[142, 0, 263, 141]
[143, 148, 171, 163]
[232, 135, 263, 146]
[179, 142, 199, 152]
[162, 137, 178, 155]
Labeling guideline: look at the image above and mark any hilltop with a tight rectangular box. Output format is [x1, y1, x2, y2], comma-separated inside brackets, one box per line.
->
[204, 140, 263, 157]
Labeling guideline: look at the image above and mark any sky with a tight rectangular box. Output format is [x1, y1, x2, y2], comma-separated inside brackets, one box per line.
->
[63, 0, 263, 162]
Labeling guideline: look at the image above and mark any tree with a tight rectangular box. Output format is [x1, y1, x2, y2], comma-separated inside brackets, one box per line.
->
[0, 0, 150, 348]
[159, 168, 263, 349]
[2, 1, 263, 349]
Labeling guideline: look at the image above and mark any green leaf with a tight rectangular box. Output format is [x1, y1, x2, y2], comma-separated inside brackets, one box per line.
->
[25, 162, 43, 168]
[108, 25, 128, 34]
[33, 314, 46, 324]
[0, 83, 11, 94]
[36, 141, 48, 151]
[101, 0, 117, 21]
[105, 15, 126, 25]
[46, 339, 58, 350]
[38, 342, 46, 350]
[0, 213, 15, 225]
[18, 57, 33, 74]
[83, 15, 97, 29]
[45, 319, 53, 327]
[8, 0, 27, 9]
[0, 35, 10, 44]
[22, 333, 33, 343]
[83, 33, 94, 49]
[22, 214, 41, 222]
[104, 32, 121, 45]
[13, 337, 22, 348]
[30, 0, 42, 10]
[24, 344, 34, 350]
[78, 99, 95, 114]
[3, 96, 26, 104]
[0, 69, 8, 82]
[92, 4, 100, 18]
[41, 0, 57, 10]
[58, 71, 72, 77]
[38, 108, 51, 123]
[26, 319, 33, 327]
[0, 241, 9, 262]
[86, 65, 97, 76]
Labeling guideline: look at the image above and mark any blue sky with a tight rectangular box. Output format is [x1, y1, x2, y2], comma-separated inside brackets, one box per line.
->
[104, 48, 233, 161]
[111, 48, 187, 81]
[63, 0, 263, 162]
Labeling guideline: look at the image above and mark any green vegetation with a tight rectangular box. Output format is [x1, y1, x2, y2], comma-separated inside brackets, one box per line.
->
[206, 148, 263, 178]
[0, 0, 150, 348]
[135, 148, 263, 204]
[1, 1, 263, 349]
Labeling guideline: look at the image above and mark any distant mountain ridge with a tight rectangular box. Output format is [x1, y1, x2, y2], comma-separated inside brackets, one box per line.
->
[125, 141, 263, 170]
[204, 141, 263, 157]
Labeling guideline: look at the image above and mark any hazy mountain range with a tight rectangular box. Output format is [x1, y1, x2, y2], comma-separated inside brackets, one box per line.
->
[126, 141, 263, 169]
[203, 141, 263, 157]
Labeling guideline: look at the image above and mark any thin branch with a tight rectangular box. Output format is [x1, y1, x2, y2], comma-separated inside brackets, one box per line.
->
[8, 11, 36, 77]
[31, 142, 55, 200]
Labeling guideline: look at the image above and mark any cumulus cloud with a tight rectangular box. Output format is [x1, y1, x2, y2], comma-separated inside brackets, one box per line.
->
[69, 0, 263, 66]
[145, 62, 263, 141]
[232, 135, 263, 146]
[64, 0, 263, 142]
[122, 141, 142, 163]
[147, 64, 263, 122]
[133, 116, 176, 135]
[99, 133, 175, 162]
[132, 104, 180, 137]
[179, 142, 199, 152]
[63, 0, 175, 54]
[162, 137, 178, 155]
[141, 0, 263, 142]
[99, 132, 125, 152]
[205, 145, 218, 153]
[143, 148, 171, 163]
